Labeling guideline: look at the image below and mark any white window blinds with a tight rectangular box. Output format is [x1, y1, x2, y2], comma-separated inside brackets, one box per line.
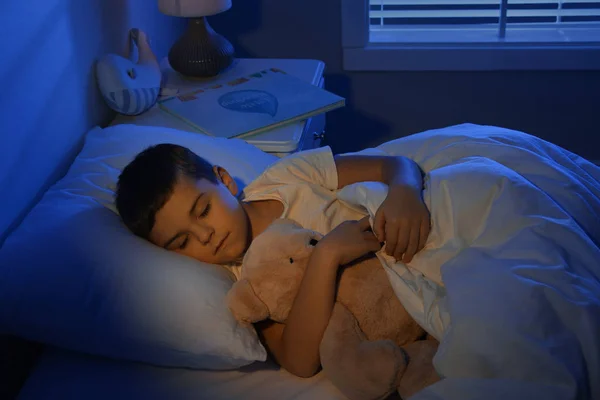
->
[369, 0, 600, 41]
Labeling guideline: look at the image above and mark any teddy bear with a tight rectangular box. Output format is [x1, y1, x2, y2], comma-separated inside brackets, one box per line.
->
[227, 219, 440, 400]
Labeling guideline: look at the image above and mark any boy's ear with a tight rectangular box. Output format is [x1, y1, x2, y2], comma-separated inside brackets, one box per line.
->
[213, 165, 238, 196]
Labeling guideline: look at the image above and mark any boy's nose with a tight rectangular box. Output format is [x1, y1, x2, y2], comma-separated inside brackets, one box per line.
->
[192, 223, 214, 245]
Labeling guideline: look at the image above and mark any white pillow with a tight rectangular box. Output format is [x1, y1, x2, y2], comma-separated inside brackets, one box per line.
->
[0, 124, 277, 369]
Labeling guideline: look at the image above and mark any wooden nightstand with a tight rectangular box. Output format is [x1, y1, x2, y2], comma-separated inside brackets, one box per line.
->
[111, 58, 327, 157]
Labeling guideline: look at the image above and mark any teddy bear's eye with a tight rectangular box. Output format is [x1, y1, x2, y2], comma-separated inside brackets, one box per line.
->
[289, 258, 294, 264]
[309, 239, 318, 246]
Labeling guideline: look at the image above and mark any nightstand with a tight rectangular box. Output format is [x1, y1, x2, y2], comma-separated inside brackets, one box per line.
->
[111, 58, 327, 157]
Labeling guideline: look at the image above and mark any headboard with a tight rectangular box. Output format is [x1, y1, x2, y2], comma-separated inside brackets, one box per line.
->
[0, 0, 185, 246]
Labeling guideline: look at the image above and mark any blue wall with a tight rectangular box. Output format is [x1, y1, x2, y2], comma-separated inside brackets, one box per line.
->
[211, 0, 600, 160]
[0, 0, 185, 244]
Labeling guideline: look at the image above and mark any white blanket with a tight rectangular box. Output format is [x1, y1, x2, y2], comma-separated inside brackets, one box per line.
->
[337, 124, 600, 400]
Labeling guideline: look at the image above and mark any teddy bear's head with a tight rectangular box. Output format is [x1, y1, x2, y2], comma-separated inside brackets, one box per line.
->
[227, 219, 323, 324]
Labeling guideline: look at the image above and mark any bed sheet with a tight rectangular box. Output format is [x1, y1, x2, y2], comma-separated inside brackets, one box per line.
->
[19, 347, 348, 400]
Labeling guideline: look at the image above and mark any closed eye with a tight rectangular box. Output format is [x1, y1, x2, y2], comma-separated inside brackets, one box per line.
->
[179, 236, 189, 250]
[200, 202, 211, 218]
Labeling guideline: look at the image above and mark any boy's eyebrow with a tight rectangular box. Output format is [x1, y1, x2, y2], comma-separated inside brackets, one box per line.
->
[163, 193, 205, 249]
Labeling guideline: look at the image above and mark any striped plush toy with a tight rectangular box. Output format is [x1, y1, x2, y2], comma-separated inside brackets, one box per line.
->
[96, 29, 161, 116]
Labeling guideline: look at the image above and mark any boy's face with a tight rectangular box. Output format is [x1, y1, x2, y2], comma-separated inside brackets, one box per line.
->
[149, 166, 249, 265]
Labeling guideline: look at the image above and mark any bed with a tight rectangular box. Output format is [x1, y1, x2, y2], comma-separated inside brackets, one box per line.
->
[2, 2, 600, 400]
[19, 349, 347, 400]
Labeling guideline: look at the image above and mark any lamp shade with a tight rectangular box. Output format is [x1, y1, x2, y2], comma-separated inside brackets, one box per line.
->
[158, 0, 232, 17]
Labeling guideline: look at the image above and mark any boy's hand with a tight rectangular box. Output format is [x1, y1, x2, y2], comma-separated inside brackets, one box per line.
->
[317, 216, 381, 266]
[374, 185, 430, 263]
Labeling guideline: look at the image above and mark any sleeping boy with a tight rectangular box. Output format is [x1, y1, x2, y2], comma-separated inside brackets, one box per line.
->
[115, 143, 430, 378]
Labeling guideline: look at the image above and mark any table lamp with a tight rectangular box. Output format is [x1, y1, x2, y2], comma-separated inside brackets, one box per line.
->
[158, 0, 235, 78]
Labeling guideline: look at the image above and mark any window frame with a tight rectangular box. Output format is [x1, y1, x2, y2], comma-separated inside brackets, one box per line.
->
[342, 0, 600, 71]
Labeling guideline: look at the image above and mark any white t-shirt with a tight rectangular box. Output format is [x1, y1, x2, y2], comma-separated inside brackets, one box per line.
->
[243, 146, 366, 235]
[225, 146, 367, 281]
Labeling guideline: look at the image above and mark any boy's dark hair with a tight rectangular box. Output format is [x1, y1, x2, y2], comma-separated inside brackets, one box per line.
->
[115, 143, 217, 239]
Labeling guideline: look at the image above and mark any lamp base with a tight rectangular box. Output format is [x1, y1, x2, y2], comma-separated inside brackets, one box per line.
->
[168, 17, 234, 78]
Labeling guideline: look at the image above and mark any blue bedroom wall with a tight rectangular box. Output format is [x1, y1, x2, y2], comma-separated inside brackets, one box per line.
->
[0, 0, 185, 245]
[210, 0, 600, 161]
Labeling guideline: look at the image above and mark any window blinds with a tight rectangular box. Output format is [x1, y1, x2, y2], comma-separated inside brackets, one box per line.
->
[369, 0, 600, 28]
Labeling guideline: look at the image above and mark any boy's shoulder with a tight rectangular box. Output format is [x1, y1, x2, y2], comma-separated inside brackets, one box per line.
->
[243, 146, 337, 196]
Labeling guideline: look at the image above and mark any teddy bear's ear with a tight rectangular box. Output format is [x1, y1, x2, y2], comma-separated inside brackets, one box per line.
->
[227, 279, 269, 323]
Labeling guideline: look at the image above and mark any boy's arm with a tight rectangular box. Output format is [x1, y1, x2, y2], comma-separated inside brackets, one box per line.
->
[255, 245, 338, 377]
[255, 218, 379, 378]
[333, 154, 430, 263]
[333, 154, 423, 192]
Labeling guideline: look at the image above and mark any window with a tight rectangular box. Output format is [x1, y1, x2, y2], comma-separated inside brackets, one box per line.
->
[342, 0, 600, 70]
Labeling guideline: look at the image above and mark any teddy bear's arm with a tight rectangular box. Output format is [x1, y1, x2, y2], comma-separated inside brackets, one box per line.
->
[227, 279, 269, 323]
